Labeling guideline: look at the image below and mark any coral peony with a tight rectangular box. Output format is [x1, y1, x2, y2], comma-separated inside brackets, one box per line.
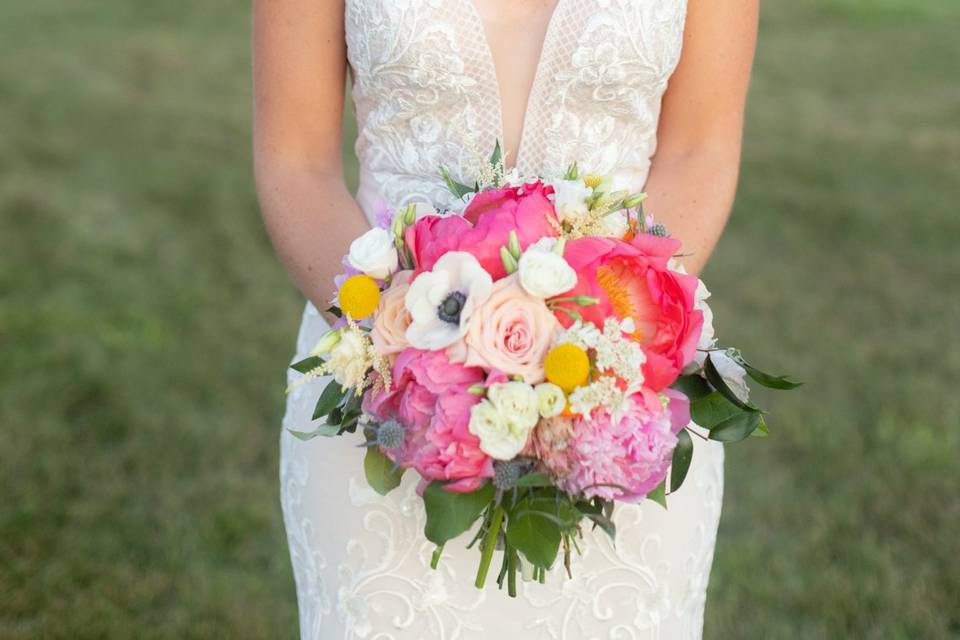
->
[559, 389, 690, 501]
[557, 235, 703, 390]
[363, 349, 493, 492]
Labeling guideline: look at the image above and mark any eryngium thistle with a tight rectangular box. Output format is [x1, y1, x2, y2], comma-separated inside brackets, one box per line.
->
[376, 420, 405, 450]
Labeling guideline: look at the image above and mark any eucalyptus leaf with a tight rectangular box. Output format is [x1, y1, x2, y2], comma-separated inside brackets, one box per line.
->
[290, 356, 324, 374]
[670, 429, 694, 491]
[671, 374, 711, 400]
[506, 499, 562, 568]
[647, 478, 667, 509]
[709, 410, 762, 442]
[704, 354, 757, 411]
[287, 424, 341, 441]
[364, 446, 404, 495]
[423, 481, 495, 545]
[312, 381, 344, 420]
[690, 392, 741, 428]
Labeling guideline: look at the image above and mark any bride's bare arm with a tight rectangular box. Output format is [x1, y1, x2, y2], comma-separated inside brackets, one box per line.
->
[253, 0, 369, 309]
[643, 0, 759, 276]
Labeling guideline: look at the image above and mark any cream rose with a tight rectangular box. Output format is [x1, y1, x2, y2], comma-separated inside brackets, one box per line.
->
[327, 330, 368, 388]
[371, 270, 413, 356]
[347, 227, 399, 279]
[461, 275, 559, 384]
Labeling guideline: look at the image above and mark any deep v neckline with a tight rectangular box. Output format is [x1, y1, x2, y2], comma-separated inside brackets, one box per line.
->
[461, 0, 567, 171]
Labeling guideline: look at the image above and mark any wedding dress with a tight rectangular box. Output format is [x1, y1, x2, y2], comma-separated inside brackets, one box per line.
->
[280, 1, 725, 638]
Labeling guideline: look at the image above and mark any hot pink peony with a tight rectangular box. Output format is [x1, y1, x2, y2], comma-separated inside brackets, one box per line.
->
[362, 348, 494, 492]
[556, 235, 703, 390]
[560, 389, 691, 501]
[405, 181, 559, 280]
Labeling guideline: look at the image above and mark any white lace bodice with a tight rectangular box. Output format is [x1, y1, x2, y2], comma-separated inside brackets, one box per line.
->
[346, 0, 687, 214]
[281, 2, 726, 638]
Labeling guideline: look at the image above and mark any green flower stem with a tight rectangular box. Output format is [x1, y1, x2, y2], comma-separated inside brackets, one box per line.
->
[507, 545, 519, 597]
[474, 505, 505, 589]
[430, 544, 444, 570]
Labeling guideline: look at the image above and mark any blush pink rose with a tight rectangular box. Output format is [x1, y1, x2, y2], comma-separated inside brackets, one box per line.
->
[371, 270, 413, 357]
[455, 275, 558, 384]
[406, 181, 559, 280]
[556, 235, 703, 391]
[363, 348, 494, 493]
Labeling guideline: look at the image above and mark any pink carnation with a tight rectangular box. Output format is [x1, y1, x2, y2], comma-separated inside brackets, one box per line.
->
[560, 389, 691, 501]
[405, 181, 559, 280]
[363, 349, 494, 493]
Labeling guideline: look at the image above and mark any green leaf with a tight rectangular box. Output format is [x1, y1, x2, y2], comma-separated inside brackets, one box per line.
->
[647, 478, 667, 509]
[325, 305, 342, 318]
[506, 498, 562, 568]
[704, 354, 757, 411]
[423, 481, 495, 545]
[287, 424, 341, 441]
[364, 446, 404, 495]
[752, 414, 770, 437]
[739, 359, 803, 390]
[670, 374, 711, 400]
[290, 356, 323, 374]
[584, 513, 616, 541]
[709, 410, 762, 442]
[312, 381, 344, 420]
[670, 429, 694, 491]
[513, 472, 555, 488]
[489, 140, 502, 170]
[690, 392, 741, 428]
[439, 164, 476, 199]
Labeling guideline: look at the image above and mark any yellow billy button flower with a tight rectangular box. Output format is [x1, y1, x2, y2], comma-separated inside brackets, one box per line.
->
[544, 343, 591, 394]
[338, 274, 380, 320]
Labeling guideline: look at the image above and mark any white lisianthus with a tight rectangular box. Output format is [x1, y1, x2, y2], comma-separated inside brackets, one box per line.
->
[404, 251, 493, 350]
[347, 227, 399, 279]
[517, 245, 577, 298]
[551, 179, 593, 223]
[326, 330, 369, 388]
[535, 383, 566, 418]
[469, 382, 540, 460]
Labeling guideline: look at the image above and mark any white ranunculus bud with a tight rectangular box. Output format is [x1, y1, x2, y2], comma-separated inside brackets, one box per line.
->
[535, 383, 566, 418]
[347, 227, 399, 279]
[309, 328, 342, 356]
[517, 248, 577, 298]
[551, 179, 593, 223]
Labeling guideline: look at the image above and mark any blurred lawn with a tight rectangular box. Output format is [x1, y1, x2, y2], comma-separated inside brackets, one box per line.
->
[1, 0, 957, 638]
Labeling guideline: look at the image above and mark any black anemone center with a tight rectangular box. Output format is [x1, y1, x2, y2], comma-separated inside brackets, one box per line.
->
[437, 291, 467, 324]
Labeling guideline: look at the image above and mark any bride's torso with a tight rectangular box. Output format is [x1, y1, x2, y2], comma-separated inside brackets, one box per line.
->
[345, 0, 688, 216]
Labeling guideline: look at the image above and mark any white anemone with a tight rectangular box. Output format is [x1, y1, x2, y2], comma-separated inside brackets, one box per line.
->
[404, 251, 493, 350]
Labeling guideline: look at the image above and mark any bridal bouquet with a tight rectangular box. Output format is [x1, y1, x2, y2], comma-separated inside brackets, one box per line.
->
[289, 145, 798, 595]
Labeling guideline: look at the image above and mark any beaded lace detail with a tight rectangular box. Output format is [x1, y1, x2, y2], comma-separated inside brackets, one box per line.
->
[280, 1, 727, 638]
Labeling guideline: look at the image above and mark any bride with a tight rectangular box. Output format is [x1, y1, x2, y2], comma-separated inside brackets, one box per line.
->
[254, 0, 757, 637]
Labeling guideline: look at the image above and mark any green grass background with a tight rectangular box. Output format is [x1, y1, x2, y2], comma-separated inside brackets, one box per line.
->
[1, 0, 958, 637]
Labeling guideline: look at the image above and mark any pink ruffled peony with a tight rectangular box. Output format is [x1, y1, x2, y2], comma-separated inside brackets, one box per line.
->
[557, 235, 703, 391]
[559, 389, 691, 501]
[405, 181, 559, 280]
[363, 348, 494, 492]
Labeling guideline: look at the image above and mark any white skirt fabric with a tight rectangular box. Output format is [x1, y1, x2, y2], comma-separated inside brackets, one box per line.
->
[280, 302, 725, 640]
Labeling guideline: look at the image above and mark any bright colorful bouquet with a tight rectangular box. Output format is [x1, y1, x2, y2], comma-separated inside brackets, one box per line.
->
[289, 145, 799, 595]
